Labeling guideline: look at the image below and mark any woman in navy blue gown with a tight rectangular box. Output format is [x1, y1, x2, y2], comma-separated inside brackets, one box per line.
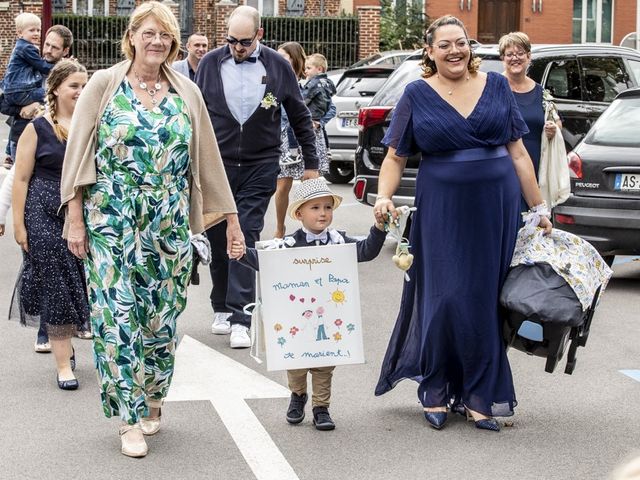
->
[373, 16, 552, 432]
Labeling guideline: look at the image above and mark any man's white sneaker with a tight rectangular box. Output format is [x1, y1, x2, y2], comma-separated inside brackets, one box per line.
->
[211, 312, 232, 335]
[230, 324, 251, 349]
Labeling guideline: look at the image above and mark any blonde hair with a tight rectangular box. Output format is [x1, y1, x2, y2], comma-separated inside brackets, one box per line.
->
[121, 1, 181, 65]
[15, 12, 40, 32]
[306, 53, 327, 72]
[421, 15, 481, 79]
[498, 31, 532, 57]
[46, 59, 87, 142]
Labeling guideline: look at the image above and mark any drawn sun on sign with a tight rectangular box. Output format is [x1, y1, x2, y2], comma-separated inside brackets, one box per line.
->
[329, 287, 347, 306]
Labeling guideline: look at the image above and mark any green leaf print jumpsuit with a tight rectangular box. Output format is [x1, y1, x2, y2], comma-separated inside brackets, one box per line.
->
[84, 81, 192, 424]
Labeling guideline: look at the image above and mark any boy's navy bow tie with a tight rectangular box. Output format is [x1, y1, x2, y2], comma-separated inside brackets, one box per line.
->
[235, 57, 257, 64]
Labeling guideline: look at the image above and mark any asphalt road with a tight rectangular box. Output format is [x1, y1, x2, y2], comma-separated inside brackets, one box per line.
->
[0, 138, 639, 479]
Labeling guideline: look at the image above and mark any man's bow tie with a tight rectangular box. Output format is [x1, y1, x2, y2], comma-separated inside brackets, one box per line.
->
[235, 56, 257, 64]
[306, 231, 328, 244]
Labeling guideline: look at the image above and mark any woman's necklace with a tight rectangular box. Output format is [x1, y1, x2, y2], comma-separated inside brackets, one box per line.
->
[134, 70, 163, 105]
[436, 73, 470, 95]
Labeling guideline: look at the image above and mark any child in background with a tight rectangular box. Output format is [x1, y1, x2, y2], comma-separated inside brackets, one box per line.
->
[301, 53, 336, 175]
[231, 178, 386, 431]
[0, 13, 54, 115]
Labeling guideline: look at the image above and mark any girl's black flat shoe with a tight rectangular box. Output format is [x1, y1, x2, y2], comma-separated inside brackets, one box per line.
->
[57, 374, 79, 391]
[424, 411, 447, 430]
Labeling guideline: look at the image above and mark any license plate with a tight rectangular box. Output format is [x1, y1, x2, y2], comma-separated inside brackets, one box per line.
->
[341, 118, 358, 128]
[614, 173, 640, 191]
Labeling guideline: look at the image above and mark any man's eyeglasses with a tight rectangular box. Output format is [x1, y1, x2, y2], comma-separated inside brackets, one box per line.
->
[504, 51, 527, 60]
[226, 31, 258, 48]
[140, 30, 174, 43]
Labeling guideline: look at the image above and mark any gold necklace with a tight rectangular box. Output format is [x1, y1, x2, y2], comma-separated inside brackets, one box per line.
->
[436, 73, 470, 95]
[134, 70, 163, 105]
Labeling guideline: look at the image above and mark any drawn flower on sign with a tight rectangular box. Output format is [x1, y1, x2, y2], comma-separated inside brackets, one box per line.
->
[274, 323, 283, 332]
[302, 309, 313, 319]
[260, 92, 278, 109]
[289, 326, 299, 336]
[277, 336, 286, 347]
[329, 288, 346, 306]
[333, 332, 342, 342]
[334, 319, 343, 328]
[347, 323, 355, 334]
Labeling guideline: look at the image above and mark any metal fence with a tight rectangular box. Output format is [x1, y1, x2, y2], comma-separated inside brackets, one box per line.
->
[53, 14, 128, 72]
[52, 14, 359, 72]
[262, 16, 359, 70]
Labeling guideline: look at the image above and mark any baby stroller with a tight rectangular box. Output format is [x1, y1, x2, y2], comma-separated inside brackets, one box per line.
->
[500, 227, 613, 374]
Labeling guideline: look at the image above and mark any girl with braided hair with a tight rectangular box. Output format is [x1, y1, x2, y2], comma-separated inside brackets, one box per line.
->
[11, 59, 90, 390]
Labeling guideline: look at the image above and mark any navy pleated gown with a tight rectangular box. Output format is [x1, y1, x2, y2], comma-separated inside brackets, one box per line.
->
[375, 72, 528, 417]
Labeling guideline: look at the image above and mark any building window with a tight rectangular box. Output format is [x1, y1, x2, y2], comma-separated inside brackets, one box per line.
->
[572, 0, 613, 43]
[73, 0, 108, 16]
[286, 0, 304, 17]
[117, 0, 136, 17]
[53, 0, 67, 13]
[246, 0, 278, 17]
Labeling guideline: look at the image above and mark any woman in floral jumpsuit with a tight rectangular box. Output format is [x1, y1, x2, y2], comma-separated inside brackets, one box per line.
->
[61, 1, 243, 457]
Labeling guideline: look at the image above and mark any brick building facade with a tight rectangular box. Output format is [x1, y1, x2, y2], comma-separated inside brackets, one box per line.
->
[422, 0, 637, 46]
[0, 0, 381, 77]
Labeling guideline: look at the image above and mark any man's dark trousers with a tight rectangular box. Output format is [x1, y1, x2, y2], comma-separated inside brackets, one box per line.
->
[207, 161, 280, 327]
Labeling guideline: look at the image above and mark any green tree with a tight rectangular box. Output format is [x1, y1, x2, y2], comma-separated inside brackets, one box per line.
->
[379, 0, 429, 51]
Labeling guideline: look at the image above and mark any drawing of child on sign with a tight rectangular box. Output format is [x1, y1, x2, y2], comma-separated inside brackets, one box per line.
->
[315, 306, 328, 341]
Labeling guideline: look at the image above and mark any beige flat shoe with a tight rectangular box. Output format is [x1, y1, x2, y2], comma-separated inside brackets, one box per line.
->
[119, 424, 148, 458]
[75, 330, 93, 340]
[140, 409, 162, 436]
[34, 340, 51, 353]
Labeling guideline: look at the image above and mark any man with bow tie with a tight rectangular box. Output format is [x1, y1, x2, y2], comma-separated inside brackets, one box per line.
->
[229, 177, 386, 430]
[195, 5, 320, 349]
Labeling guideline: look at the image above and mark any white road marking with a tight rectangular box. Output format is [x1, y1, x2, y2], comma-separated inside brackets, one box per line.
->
[620, 370, 640, 382]
[166, 335, 298, 480]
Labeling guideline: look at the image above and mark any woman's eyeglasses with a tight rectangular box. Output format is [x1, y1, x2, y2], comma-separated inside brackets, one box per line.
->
[435, 39, 470, 52]
[226, 31, 258, 48]
[140, 30, 173, 43]
[504, 51, 527, 60]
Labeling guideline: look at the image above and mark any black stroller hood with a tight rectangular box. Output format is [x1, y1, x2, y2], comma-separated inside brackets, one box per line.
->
[500, 263, 584, 327]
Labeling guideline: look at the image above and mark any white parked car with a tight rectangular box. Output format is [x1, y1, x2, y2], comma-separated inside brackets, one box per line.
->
[323, 65, 395, 183]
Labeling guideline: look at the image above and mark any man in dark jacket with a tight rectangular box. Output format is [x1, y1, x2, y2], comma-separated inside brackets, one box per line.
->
[195, 5, 320, 349]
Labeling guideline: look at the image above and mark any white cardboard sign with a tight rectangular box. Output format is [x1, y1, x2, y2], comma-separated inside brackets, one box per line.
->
[257, 243, 365, 371]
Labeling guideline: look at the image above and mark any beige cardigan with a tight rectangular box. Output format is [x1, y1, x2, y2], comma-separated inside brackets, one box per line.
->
[60, 60, 237, 236]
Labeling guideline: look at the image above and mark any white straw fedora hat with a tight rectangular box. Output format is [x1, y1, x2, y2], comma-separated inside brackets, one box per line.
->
[287, 178, 343, 220]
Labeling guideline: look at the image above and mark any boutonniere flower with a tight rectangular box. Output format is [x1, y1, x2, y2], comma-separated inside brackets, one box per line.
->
[261, 92, 278, 109]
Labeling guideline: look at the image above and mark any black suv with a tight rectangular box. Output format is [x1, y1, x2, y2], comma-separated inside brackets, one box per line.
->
[353, 44, 640, 208]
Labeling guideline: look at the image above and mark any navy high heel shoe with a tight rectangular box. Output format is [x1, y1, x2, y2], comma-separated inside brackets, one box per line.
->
[423, 410, 447, 430]
[474, 418, 500, 431]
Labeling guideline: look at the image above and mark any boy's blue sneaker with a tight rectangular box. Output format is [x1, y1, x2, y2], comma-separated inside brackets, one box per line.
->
[286, 392, 307, 424]
[312, 406, 335, 431]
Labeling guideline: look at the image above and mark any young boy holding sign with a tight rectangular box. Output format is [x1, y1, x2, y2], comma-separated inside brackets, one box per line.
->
[231, 177, 386, 430]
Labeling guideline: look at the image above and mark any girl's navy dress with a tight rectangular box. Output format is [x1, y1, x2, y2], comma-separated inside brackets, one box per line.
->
[10, 117, 89, 338]
[375, 72, 528, 417]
